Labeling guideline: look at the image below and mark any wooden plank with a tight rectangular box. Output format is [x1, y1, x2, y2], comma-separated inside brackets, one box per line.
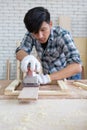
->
[18, 87, 39, 101]
[18, 87, 70, 101]
[16, 60, 21, 80]
[74, 37, 87, 78]
[57, 80, 68, 90]
[38, 90, 70, 96]
[4, 80, 21, 96]
[73, 81, 87, 90]
[6, 59, 10, 80]
[58, 15, 71, 32]
[16, 41, 21, 80]
[0, 85, 1, 89]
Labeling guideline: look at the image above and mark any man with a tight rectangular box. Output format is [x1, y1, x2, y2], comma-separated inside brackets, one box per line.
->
[16, 7, 82, 84]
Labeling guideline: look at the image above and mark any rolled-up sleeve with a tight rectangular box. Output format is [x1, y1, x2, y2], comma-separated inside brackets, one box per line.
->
[16, 32, 34, 54]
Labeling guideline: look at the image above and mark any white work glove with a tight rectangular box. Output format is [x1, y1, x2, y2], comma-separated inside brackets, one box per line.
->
[36, 74, 51, 85]
[21, 55, 41, 73]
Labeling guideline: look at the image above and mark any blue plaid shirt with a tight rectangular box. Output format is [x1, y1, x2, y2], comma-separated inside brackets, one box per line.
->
[16, 26, 82, 79]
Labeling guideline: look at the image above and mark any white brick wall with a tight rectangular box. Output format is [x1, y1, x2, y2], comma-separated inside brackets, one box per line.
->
[0, 0, 87, 79]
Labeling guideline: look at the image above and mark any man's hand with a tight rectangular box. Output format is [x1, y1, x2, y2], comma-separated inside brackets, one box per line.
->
[21, 55, 41, 73]
[36, 74, 51, 85]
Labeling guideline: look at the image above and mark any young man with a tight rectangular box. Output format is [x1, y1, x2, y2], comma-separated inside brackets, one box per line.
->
[16, 7, 82, 84]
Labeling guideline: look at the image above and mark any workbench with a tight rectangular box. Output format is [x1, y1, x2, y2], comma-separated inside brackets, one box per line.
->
[0, 80, 87, 130]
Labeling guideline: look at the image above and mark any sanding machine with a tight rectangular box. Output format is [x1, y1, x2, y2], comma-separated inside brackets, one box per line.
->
[22, 63, 39, 87]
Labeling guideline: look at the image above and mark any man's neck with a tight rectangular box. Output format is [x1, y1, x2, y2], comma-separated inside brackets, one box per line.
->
[41, 41, 48, 50]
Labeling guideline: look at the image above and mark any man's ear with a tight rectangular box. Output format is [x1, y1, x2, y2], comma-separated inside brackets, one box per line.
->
[49, 21, 53, 27]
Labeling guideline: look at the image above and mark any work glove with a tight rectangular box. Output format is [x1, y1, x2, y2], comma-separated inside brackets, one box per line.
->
[36, 74, 51, 85]
[21, 55, 41, 73]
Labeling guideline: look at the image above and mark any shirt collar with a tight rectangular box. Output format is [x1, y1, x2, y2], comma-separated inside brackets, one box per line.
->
[48, 27, 56, 41]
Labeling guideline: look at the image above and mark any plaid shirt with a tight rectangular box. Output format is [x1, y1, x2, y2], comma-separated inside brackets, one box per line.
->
[16, 26, 82, 79]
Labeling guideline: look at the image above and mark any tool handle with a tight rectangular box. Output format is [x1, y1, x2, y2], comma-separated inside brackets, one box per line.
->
[27, 63, 33, 76]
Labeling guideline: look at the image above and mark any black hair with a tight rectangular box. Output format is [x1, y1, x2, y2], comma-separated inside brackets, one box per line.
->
[24, 7, 50, 33]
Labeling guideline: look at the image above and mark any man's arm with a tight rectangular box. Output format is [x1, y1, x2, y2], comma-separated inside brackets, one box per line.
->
[36, 63, 82, 85]
[50, 63, 82, 81]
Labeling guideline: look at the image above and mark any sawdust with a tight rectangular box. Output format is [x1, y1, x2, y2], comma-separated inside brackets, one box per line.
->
[0, 100, 87, 130]
[13, 126, 28, 130]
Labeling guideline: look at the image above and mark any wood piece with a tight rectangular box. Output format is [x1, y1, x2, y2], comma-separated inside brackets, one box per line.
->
[81, 66, 85, 79]
[73, 81, 87, 90]
[16, 41, 21, 80]
[23, 73, 26, 79]
[38, 90, 70, 96]
[17, 60, 21, 80]
[0, 85, 1, 89]
[4, 80, 20, 96]
[57, 80, 68, 90]
[58, 15, 71, 32]
[74, 38, 87, 79]
[6, 59, 10, 80]
[18, 87, 39, 101]
[4, 90, 70, 97]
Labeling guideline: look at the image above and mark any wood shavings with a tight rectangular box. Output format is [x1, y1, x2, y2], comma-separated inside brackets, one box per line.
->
[20, 114, 31, 122]
[37, 111, 47, 119]
[13, 126, 28, 130]
[0, 100, 87, 130]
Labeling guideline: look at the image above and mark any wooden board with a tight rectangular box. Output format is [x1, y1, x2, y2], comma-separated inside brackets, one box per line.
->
[18, 87, 39, 101]
[4, 80, 21, 96]
[57, 80, 68, 90]
[6, 59, 10, 80]
[73, 81, 87, 90]
[58, 15, 71, 32]
[74, 37, 87, 78]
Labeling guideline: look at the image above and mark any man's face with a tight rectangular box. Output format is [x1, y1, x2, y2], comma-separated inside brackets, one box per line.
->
[31, 21, 52, 43]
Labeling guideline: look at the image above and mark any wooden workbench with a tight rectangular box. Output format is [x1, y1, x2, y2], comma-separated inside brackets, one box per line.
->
[0, 80, 87, 130]
[0, 99, 87, 130]
[0, 80, 87, 99]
